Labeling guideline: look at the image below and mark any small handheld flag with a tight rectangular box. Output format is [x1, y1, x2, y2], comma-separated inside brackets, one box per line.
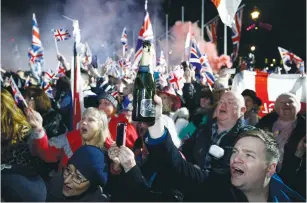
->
[52, 29, 71, 41]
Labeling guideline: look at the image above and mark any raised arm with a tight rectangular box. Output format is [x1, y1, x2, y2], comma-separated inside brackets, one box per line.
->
[26, 108, 64, 163]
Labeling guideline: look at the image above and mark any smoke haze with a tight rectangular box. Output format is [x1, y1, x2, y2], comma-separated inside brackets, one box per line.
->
[1, 0, 164, 72]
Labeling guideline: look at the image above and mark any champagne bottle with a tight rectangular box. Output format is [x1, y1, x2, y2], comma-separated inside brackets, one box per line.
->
[132, 40, 156, 123]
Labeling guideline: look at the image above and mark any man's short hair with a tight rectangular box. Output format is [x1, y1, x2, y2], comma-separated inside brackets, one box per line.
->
[236, 129, 280, 164]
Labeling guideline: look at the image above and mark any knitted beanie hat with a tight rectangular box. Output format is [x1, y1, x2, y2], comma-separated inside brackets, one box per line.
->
[97, 83, 119, 108]
[68, 145, 108, 187]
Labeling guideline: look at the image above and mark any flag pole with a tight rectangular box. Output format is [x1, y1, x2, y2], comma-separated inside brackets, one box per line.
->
[133, 30, 135, 50]
[181, 6, 184, 22]
[62, 15, 74, 22]
[201, 0, 204, 39]
[224, 25, 227, 55]
[54, 36, 59, 54]
[166, 13, 169, 74]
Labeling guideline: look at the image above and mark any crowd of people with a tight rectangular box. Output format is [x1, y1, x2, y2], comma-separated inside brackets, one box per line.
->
[1, 53, 306, 202]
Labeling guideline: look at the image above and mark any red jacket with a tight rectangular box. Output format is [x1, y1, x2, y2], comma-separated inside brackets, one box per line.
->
[108, 114, 138, 149]
[31, 129, 113, 171]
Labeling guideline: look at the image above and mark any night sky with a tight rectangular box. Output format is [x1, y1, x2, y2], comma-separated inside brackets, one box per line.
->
[1, 0, 306, 69]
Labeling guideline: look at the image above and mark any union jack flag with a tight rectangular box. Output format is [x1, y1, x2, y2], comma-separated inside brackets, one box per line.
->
[57, 62, 66, 77]
[9, 76, 27, 106]
[189, 38, 202, 71]
[231, 7, 243, 62]
[42, 82, 54, 99]
[118, 58, 130, 69]
[205, 16, 219, 43]
[29, 13, 44, 68]
[278, 47, 304, 72]
[52, 29, 71, 41]
[28, 48, 43, 63]
[45, 70, 56, 80]
[134, 12, 154, 67]
[31, 13, 43, 52]
[200, 67, 215, 86]
[121, 27, 128, 55]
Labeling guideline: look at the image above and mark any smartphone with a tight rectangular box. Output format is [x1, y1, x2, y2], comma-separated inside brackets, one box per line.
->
[116, 123, 127, 147]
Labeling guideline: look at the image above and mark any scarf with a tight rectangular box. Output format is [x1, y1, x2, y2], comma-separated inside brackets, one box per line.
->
[272, 118, 296, 169]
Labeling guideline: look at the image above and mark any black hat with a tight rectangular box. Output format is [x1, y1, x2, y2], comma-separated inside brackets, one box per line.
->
[200, 89, 214, 105]
[241, 89, 262, 106]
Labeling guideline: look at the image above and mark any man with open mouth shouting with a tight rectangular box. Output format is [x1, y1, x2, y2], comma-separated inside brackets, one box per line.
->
[116, 95, 305, 202]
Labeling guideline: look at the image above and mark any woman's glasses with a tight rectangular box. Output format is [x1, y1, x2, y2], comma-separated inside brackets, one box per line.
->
[63, 167, 89, 185]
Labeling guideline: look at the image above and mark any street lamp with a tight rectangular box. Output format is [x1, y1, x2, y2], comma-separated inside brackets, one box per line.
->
[250, 45, 256, 52]
[251, 7, 260, 20]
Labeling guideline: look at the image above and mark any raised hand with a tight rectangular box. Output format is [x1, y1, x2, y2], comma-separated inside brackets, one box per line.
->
[148, 95, 164, 139]
[118, 146, 136, 173]
[108, 144, 120, 165]
[25, 108, 43, 129]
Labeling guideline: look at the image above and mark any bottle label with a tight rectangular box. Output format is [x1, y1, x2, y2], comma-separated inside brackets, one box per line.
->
[140, 99, 155, 117]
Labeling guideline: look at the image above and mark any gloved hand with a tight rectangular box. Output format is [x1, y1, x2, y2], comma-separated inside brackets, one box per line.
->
[148, 95, 164, 139]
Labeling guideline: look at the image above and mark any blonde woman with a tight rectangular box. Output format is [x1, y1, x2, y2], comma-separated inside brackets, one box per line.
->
[1, 89, 46, 201]
[26, 107, 114, 172]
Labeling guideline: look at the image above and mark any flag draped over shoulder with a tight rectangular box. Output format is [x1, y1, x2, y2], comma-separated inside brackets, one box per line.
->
[211, 0, 242, 27]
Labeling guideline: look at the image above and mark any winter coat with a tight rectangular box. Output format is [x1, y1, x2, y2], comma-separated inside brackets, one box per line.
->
[256, 112, 306, 198]
[46, 173, 109, 202]
[42, 108, 68, 139]
[1, 126, 47, 178]
[121, 131, 305, 202]
[108, 114, 138, 149]
[181, 118, 255, 174]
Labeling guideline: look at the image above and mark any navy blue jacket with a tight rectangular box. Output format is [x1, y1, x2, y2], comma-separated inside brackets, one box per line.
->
[124, 129, 305, 202]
